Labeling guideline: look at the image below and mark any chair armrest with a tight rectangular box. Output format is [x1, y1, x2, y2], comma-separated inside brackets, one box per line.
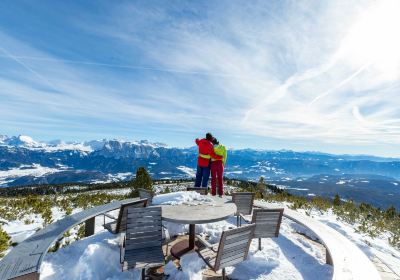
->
[239, 213, 252, 223]
[162, 225, 171, 242]
[103, 213, 117, 220]
[196, 234, 218, 252]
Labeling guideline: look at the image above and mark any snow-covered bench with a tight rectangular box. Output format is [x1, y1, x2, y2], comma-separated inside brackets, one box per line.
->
[0, 198, 140, 280]
[253, 201, 381, 280]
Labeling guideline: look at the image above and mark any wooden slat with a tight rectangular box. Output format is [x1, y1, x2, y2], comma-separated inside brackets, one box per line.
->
[221, 242, 248, 254]
[126, 216, 161, 222]
[221, 247, 247, 260]
[125, 239, 161, 250]
[255, 215, 281, 221]
[125, 249, 164, 259]
[232, 193, 254, 216]
[126, 230, 161, 238]
[251, 208, 284, 238]
[225, 233, 253, 246]
[199, 249, 217, 259]
[126, 225, 159, 234]
[219, 255, 247, 268]
[126, 221, 160, 229]
[225, 229, 253, 240]
[126, 234, 162, 243]
[223, 239, 249, 250]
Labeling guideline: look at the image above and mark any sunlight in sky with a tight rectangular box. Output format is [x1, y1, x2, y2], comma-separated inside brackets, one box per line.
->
[342, 0, 400, 77]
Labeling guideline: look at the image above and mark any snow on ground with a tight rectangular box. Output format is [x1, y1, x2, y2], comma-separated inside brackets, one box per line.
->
[152, 191, 213, 206]
[41, 231, 141, 280]
[286, 187, 309, 191]
[39, 192, 333, 280]
[307, 209, 400, 276]
[0, 164, 67, 186]
[176, 166, 196, 177]
[2, 190, 400, 279]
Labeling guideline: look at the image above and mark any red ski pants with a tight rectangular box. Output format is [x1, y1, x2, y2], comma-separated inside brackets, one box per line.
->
[211, 160, 224, 196]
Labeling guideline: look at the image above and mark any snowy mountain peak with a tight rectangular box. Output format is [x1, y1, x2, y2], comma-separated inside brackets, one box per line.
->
[3, 135, 41, 148]
[84, 139, 108, 151]
[0, 134, 168, 153]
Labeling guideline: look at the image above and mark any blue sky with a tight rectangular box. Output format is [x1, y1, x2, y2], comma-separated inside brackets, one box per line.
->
[0, 0, 399, 156]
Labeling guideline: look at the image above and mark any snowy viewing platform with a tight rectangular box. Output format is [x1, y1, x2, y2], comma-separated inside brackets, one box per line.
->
[0, 191, 384, 280]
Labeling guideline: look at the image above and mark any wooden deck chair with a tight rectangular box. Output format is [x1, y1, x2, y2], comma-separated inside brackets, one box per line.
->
[196, 224, 256, 280]
[251, 208, 284, 250]
[232, 192, 255, 227]
[138, 188, 154, 206]
[120, 207, 167, 280]
[186, 187, 208, 195]
[103, 199, 148, 234]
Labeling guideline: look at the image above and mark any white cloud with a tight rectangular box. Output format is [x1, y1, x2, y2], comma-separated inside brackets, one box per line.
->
[0, 0, 399, 154]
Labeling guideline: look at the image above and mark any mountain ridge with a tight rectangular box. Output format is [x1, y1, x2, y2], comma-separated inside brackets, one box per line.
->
[1, 134, 400, 209]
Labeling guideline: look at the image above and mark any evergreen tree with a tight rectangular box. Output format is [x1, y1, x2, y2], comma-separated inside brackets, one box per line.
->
[130, 167, 153, 197]
[256, 177, 267, 199]
[384, 206, 397, 220]
[333, 194, 341, 206]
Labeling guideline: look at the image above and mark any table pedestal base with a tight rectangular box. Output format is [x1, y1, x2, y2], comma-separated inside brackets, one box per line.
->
[170, 239, 198, 259]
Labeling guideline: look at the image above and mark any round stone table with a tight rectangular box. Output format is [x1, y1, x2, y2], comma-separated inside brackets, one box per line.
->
[160, 196, 237, 259]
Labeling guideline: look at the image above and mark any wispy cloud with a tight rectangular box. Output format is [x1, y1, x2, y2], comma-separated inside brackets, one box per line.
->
[0, 0, 399, 155]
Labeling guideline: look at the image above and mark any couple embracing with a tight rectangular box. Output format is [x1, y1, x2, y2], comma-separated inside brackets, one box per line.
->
[194, 132, 227, 196]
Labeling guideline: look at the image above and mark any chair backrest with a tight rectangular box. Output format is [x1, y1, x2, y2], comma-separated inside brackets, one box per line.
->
[116, 199, 148, 233]
[138, 188, 153, 205]
[125, 207, 163, 251]
[213, 224, 255, 271]
[186, 187, 208, 195]
[232, 192, 255, 215]
[251, 208, 284, 238]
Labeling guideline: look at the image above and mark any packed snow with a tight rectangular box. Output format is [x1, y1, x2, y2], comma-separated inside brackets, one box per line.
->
[152, 191, 213, 206]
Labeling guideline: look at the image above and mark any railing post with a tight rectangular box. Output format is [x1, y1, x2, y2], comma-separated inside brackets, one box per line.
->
[85, 217, 95, 237]
[326, 248, 333, 265]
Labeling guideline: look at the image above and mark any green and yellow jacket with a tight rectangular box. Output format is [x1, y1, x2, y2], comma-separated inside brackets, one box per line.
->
[212, 144, 227, 165]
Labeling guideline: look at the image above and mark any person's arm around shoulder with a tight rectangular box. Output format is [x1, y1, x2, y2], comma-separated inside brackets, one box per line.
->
[208, 143, 223, 160]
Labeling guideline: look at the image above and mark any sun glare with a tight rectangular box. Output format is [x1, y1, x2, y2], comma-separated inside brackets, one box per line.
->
[341, 0, 400, 75]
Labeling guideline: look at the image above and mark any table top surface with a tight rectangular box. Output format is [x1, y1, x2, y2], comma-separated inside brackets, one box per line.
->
[159, 196, 237, 224]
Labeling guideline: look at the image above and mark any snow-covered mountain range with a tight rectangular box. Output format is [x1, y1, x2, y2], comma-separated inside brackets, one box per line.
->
[1, 134, 400, 209]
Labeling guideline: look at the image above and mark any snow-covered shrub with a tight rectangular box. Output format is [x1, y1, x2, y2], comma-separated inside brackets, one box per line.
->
[0, 225, 11, 257]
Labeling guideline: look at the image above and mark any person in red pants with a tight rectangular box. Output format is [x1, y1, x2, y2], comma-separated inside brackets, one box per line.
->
[210, 138, 227, 197]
